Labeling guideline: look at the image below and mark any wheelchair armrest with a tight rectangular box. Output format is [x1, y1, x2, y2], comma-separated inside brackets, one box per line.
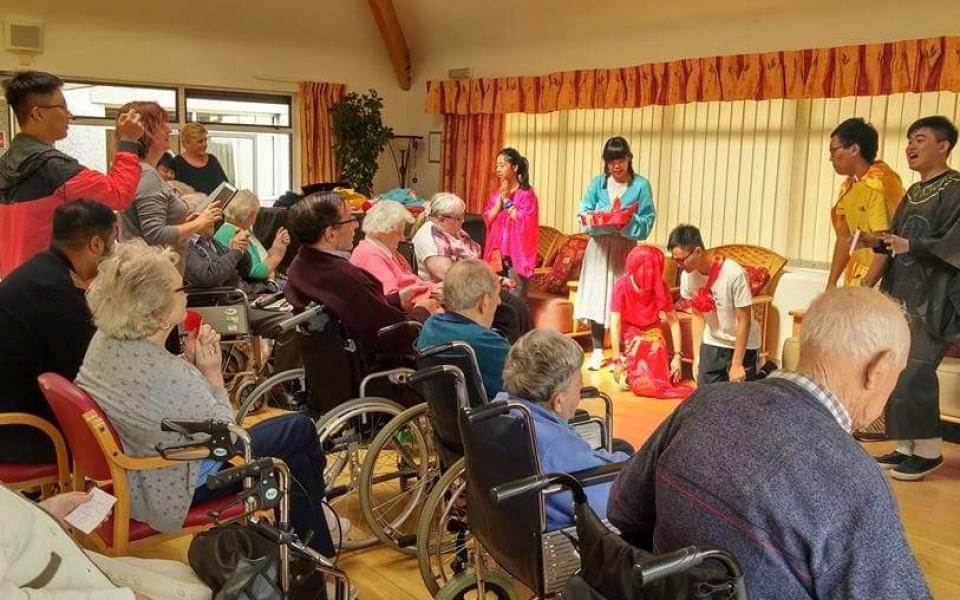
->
[378, 321, 422, 338]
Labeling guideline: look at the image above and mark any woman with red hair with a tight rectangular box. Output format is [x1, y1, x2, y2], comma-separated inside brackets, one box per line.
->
[610, 244, 693, 399]
[117, 101, 222, 259]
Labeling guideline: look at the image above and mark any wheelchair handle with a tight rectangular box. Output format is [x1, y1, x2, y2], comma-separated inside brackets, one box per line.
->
[491, 472, 588, 505]
[465, 400, 513, 424]
[401, 364, 453, 386]
[274, 303, 326, 334]
[251, 291, 285, 309]
[580, 386, 601, 398]
[378, 321, 422, 338]
[206, 457, 275, 490]
[634, 546, 746, 599]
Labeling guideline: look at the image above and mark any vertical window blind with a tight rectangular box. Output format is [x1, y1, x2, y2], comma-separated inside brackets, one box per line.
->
[505, 92, 960, 264]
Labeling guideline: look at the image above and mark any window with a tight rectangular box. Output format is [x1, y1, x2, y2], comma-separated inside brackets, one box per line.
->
[1, 78, 294, 203]
[505, 91, 960, 265]
[62, 82, 177, 120]
[185, 89, 292, 200]
[185, 89, 290, 127]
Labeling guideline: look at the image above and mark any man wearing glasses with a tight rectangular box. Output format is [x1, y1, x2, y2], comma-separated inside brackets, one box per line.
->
[0, 70, 144, 277]
[826, 118, 904, 289]
[668, 224, 761, 385]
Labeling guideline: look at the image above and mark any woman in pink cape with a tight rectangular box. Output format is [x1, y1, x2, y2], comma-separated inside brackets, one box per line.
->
[610, 244, 693, 399]
[483, 147, 539, 299]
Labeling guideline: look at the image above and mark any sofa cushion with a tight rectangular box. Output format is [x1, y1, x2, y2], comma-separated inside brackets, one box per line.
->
[532, 236, 588, 295]
[744, 265, 771, 296]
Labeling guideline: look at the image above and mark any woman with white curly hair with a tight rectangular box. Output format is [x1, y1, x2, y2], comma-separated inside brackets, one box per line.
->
[75, 241, 334, 556]
[350, 199, 424, 296]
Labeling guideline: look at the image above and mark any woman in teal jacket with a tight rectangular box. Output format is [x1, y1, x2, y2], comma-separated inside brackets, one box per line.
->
[575, 137, 656, 370]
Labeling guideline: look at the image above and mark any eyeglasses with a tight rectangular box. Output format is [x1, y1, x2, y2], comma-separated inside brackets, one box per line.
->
[828, 144, 850, 156]
[335, 215, 359, 227]
[174, 283, 193, 294]
[441, 214, 465, 224]
[673, 250, 695, 266]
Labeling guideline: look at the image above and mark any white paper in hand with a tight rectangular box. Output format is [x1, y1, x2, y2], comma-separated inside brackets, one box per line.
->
[64, 487, 117, 534]
[848, 229, 861, 256]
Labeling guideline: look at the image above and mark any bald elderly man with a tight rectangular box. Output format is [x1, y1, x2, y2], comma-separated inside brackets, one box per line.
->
[608, 287, 930, 600]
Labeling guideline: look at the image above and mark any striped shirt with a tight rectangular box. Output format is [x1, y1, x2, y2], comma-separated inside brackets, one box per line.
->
[767, 370, 852, 432]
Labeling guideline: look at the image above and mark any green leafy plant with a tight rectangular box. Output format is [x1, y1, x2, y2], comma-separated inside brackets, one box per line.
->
[330, 90, 393, 196]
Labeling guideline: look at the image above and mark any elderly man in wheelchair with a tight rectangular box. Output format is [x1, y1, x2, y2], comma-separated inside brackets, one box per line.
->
[496, 329, 632, 530]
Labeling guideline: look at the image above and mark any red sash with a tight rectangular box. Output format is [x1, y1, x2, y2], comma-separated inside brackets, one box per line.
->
[689, 257, 725, 313]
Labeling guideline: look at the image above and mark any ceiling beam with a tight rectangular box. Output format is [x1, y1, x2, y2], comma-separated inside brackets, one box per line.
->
[368, 0, 412, 90]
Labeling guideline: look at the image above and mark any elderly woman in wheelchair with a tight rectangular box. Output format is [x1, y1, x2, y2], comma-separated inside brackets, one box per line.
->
[74, 241, 335, 556]
[498, 329, 632, 530]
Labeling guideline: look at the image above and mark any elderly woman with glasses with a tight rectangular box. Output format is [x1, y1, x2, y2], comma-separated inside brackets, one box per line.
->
[498, 329, 631, 531]
[412, 192, 532, 341]
[75, 241, 334, 556]
[411, 192, 481, 282]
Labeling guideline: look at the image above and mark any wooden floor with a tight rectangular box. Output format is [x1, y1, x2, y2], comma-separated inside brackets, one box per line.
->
[143, 365, 960, 599]
[337, 366, 960, 600]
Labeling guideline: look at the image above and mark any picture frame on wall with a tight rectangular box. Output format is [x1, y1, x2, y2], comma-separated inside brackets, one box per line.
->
[428, 131, 442, 163]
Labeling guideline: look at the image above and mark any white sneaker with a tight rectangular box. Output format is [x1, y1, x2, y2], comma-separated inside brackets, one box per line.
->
[323, 504, 352, 546]
[587, 349, 604, 371]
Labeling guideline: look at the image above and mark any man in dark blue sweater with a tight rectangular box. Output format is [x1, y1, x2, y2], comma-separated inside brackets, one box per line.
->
[416, 258, 510, 399]
[608, 287, 931, 599]
[0, 200, 117, 462]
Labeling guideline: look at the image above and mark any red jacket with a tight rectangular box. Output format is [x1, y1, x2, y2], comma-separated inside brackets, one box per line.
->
[0, 134, 142, 277]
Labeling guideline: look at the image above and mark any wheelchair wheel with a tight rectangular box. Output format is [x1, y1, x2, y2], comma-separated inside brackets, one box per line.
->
[234, 368, 308, 424]
[358, 403, 440, 554]
[434, 568, 518, 600]
[417, 458, 474, 596]
[315, 396, 406, 551]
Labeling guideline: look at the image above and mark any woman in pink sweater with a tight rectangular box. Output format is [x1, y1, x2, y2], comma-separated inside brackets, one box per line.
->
[350, 200, 429, 297]
[483, 147, 539, 299]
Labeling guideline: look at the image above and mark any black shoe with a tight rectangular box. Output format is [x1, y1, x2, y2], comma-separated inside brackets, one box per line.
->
[854, 430, 889, 442]
[875, 451, 910, 470]
[890, 455, 944, 481]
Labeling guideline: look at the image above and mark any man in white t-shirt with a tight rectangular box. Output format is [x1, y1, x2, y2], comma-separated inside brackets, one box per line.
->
[668, 225, 761, 384]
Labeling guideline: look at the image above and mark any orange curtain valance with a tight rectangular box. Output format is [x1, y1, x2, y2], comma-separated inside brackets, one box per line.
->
[426, 36, 960, 115]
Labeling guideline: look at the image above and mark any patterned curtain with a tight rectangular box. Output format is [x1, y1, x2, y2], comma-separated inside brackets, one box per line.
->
[426, 36, 960, 114]
[299, 81, 346, 185]
[440, 114, 504, 213]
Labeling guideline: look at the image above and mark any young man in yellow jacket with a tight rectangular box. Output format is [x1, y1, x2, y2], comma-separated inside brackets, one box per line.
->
[826, 117, 905, 288]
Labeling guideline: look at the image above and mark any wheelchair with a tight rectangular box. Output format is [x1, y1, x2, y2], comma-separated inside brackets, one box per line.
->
[441, 400, 746, 600]
[156, 419, 354, 599]
[232, 306, 423, 551]
[354, 342, 613, 596]
[184, 287, 296, 410]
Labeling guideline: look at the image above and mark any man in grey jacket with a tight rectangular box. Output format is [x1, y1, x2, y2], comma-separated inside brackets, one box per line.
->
[608, 287, 931, 599]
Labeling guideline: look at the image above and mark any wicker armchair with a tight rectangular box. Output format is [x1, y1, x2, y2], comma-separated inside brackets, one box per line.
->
[537, 226, 564, 267]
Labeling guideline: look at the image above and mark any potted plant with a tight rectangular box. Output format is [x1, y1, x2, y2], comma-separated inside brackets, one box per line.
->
[330, 90, 393, 197]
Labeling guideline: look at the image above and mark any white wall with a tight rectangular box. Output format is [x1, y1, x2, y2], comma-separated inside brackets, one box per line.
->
[0, 12, 421, 194]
